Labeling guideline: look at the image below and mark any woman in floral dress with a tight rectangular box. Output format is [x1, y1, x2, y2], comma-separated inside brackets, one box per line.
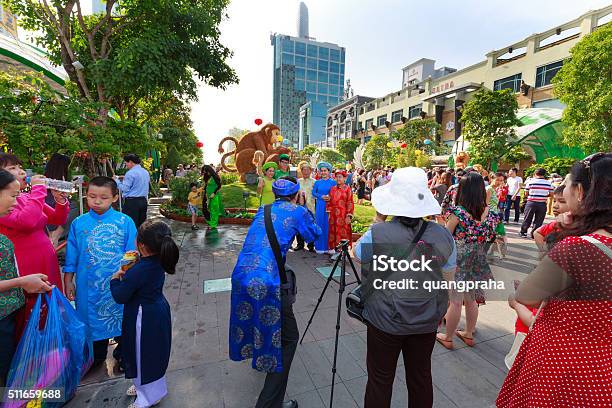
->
[327, 170, 354, 250]
[437, 172, 499, 349]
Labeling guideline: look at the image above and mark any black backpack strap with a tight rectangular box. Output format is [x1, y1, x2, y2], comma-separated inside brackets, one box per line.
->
[264, 204, 288, 284]
[362, 220, 429, 301]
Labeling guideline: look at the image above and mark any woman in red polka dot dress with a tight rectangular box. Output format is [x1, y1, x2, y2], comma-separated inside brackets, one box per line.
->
[497, 153, 612, 407]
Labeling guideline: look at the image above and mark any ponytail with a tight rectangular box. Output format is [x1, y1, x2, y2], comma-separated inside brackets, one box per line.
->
[160, 235, 179, 274]
[137, 221, 180, 274]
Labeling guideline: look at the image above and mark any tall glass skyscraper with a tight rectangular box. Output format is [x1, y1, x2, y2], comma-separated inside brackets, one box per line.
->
[271, 29, 345, 147]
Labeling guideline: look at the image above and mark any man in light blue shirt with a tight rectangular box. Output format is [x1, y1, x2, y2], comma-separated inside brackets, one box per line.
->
[115, 153, 150, 228]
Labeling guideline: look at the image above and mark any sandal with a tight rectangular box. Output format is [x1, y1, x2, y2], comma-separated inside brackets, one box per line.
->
[455, 331, 475, 347]
[436, 333, 453, 350]
[126, 385, 136, 396]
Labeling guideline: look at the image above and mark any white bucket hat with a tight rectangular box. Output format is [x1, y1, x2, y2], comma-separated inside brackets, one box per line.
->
[371, 167, 441, 218]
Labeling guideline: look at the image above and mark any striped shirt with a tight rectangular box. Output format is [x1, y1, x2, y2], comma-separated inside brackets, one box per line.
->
[525, 177, 554, 202]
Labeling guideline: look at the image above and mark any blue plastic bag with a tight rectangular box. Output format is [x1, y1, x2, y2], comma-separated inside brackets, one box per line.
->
[3, 287, 93, 408]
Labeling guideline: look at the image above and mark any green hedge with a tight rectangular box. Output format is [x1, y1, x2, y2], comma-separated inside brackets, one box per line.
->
[523, 157, 576, 178]
[220, 172, 240, 185]
[168, 173, 201, 206]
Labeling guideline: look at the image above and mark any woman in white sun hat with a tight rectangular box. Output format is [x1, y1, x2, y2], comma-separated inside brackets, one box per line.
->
[353, 167, 457, 408]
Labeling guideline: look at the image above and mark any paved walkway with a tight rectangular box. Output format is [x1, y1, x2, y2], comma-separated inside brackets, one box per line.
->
[68, 207, 545, 407]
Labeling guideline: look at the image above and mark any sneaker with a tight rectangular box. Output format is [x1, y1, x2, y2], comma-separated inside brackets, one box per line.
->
[191, 225, 199, 230]
[519, 233, 528, 238]
[291, 246, 304, 252]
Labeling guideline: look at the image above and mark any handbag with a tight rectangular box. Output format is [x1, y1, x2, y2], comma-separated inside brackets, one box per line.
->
[264, 204, 297, 304]
[504, 301, 545, 370]
[346, 220, 429, 323]
[505, 233, 612, 369]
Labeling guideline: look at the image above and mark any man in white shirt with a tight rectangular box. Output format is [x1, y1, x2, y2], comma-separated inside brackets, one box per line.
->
[504, 167, 523, 224]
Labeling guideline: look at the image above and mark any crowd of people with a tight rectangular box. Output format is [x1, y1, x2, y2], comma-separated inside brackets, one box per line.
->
[0, 152, 173, 408]
[230, 153, 611, 408]
[0, 149, 610, 408]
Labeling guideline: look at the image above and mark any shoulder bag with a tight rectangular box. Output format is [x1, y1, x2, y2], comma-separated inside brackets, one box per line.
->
[264, 204, 297, 304]
[346, 220, 429, 323]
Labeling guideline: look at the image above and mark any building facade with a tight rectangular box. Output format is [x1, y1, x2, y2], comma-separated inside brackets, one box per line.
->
[298, 100, 328, 149]
[356, 6, 612, 147]
[0, 5, 18, 38]
[0, 11, 67, 93]
[271, 3, 345, 148]
[325, 95, 375, 149]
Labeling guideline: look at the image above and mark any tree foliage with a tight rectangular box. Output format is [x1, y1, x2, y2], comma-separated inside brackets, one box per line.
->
[337, 138, 360, 161]
[4, 0, 238, 115]
[460, 88, 521, 168]
[0, 70, 155, 172]
[552, 23, 612, 153]
[364, 134, 397, 169]
[318, 148, 345, 167]
[395, 118, 441, 148]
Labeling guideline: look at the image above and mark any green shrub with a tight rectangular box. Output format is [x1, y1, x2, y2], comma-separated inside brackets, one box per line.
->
[523, 157, 576, 178]
[220, 172, 240, 185]
[168, 172, 201, 206]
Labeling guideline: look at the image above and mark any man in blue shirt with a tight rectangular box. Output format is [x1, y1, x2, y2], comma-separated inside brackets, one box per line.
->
[115, 154, 150, 228]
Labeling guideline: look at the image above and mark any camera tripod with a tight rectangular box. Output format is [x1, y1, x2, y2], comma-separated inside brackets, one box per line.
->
[300, 239, 361, 408]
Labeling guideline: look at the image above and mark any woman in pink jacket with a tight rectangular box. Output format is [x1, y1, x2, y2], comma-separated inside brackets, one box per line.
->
[0, 154, 69, 337]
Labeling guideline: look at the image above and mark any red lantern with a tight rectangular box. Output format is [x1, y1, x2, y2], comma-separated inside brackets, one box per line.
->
[254, 118, 263, 126]
[196, 141, 204, 148]
[401, 143, 407, 149]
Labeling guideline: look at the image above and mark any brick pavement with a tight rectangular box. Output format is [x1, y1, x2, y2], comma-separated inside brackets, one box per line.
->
[67, 208, 543, 408]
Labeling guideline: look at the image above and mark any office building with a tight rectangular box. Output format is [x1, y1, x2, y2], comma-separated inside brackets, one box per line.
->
[356, 5, 611, 161]
[271, 2, 346, 148]
[298, 100, 328, 149]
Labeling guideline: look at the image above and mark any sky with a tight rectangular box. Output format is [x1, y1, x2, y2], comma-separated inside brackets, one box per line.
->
[192, 0, 611, 163]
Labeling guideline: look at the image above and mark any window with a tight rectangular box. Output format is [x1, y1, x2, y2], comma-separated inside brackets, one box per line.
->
[377, 115, 387, 127]
[295, 67, 305, 80]
[282, 53, 293, 65]
[330, 62, 340, 73]
[340, 74, 345, 87]
[329, 85, 339, 96]
[340, 111, 347, 122]
[295, 55, 306, 68]
[306, 81, 317, 93]
[341, 49, 346, 63]
[282, 39, 294, 53]
[295, 79, 305, 91]
[330, 49, 340, 62]
[318, 60, 329, 71]
[408, 104, 422, 119]
[307, 93, 316, 101]
[365, 119, 374, 130]
[328, 96, 338, 105]
[307, 44, 317, 58]
[306, 58, 317, 69]
[318, 72, 329, 83]
[391, 109, 403, 123]
[330, 73, 339, 85]
[536, 61, 563, 88]
[319, 47, 329, 60]
[318, 83, 329, 95]
[494, 73, 522, 93]
[307, 70, 317, 81]
[295, 42, 306, 55]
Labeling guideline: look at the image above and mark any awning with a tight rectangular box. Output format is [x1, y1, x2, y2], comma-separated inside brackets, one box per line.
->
[421, 82, 482, 103]
[451, 108, 584, 163]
